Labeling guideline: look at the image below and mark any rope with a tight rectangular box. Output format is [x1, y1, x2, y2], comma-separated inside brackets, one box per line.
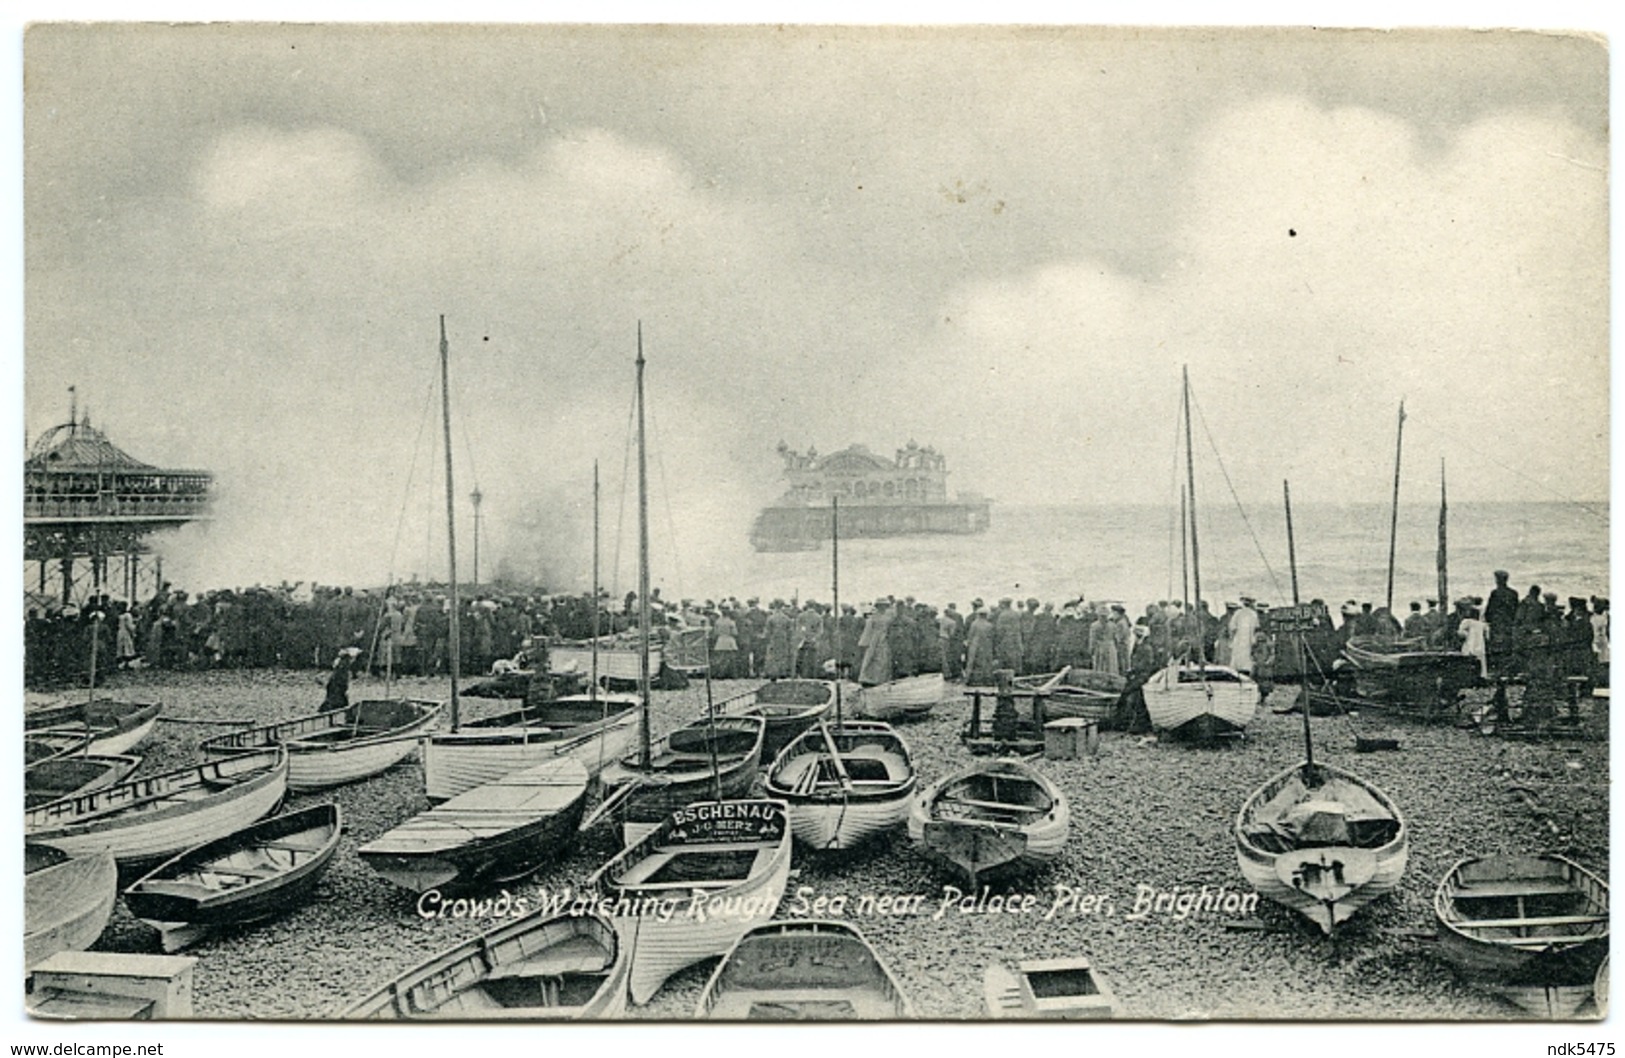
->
[387, 376, 439, 584]
[644, 394, 686, 601]
[1167, 382, 1184, 604]
[1189, 386, 1285, 601]
[611, 385, 636, 605]
[1406, 416, 1608, 524]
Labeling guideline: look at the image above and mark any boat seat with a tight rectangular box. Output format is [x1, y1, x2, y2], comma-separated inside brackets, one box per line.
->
[941, 796, 1030, 812]
[1461, 913, 1609, 929]
[1449, 882, 1580, 900]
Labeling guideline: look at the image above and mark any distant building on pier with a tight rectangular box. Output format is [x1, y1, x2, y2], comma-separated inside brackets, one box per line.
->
[750, 440, 991, 551]
[23, 396, 213, 606]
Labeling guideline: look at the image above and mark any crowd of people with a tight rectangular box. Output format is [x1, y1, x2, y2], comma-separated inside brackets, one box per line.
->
[25, 570, 1607, 702]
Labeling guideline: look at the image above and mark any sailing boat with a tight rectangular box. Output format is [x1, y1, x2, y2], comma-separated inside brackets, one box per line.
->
[1234, 478, 1409, 934]
[356, 319, 590, 892]
[422, 358, 641, 804]
[1342, 407, 1480, 718]
[595, 328, 766, 846]
[1143, 368, 1257, 739]
[763, 498, 917, 851]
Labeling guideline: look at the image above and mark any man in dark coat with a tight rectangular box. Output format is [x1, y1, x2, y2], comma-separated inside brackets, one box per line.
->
[323, 647, 360, 711]
[1484, 570, 1519, 674]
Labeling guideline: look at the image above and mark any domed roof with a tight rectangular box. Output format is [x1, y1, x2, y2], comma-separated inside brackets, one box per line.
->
[26, 421, 156, 472]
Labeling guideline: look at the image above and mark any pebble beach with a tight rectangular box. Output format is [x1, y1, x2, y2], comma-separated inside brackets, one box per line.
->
[63, 666, 1609, 1022]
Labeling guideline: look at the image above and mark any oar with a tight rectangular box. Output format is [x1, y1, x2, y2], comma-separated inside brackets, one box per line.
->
[817, 720, 853, 792]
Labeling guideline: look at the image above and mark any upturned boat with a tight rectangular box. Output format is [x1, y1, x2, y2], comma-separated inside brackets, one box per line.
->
[360, 756, 589, 893]
[1235, 759, 1408, 934]
[422, 690, 641, 802]
[25, 753, 143, 809]
[25, 747, 289, 870]
[25, 697, 162, 757]
[589, 798, 793, 1006]
[24, 844, 118, 968]
[198, 697, 442, 792]
[1342, 636, 1481, 718]
[907, 757, 1069, 889]
[343, 911, 629, 1020]
[1434, 853, 1609, 1018]
[695, 920, 913, 1020]
[983, 956, 1117, 1019]
[122, 803, 343, 952]
[853, 672, 943, 721]
[763, 720, 916, 851]
[716, 678, 835, 763]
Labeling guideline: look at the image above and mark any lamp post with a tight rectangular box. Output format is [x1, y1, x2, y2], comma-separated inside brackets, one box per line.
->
[470, 487, 483, 589]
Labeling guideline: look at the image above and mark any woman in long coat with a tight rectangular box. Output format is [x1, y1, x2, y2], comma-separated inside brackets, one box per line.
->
[963, 608, 996, 685]
[856, 603, 894, 686]
[763, 604, 794, 678]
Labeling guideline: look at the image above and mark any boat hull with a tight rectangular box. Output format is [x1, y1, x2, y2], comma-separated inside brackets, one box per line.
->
[853, 674, 944, 721]
[25, 749, 290, 871]
[423, 700, 640, 802]
[361, 758, 589, 893]
[592, 799, 794, 1006]
[24, 846, 118, 969]
[1014, 667, 1124, 726]
[1434, 854, 1609, 1018]
[604, 716, 766, 844]
[1235, 760, 1408, 934]
[983, 957, 1116, 1019]
[25, 698, 162, 757]
[343, 912, 629, 1020]
[1343, 638, 1481, 715]
[122, 804, 343, 950]
[696, 920, 914, 1019]
[716, 679, 837, 763]
[1145, 663, 1257, 739]
[764, 721, 916, 852]
[25, 754, 143, 810]
[200, 698, 442, 792]
[549, 644, 661, 683]
[907, 758, 1069, 888]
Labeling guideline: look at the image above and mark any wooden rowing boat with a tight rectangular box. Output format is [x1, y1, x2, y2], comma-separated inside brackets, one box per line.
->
[25, 753, 143, 809]
[1595, 955, 1609, 1018]
[361, 756, 589, 893]
[25, 697, 162, 757]
[26, 731, 94, 767]
[344, 911, 628, 1020]
[600, 715, 767, 845]
[983, 956, 1117, 1019]
[908, 757, 1070, 889]
[24, 844, 118, 969]
[25, 747, 289, 871]
[550, 640, 661, 684]
[695, 920, 913, 1020]
[122, 803, 343, 952]
[762, 720, 916, 852]
[1434, 853, 1609, 1018]
[1235, 759, 1408, 934]
[1014, 667, 1124, 726]
[1342, 637, 1481, 718]
[198, 697, 442, 792]
[853, 673, 943, 721]
[422, 691, 641, 802]
[1143, 661, 1256, 740]
[716, 678, 835, 762]
[590, 798, 793, 1006]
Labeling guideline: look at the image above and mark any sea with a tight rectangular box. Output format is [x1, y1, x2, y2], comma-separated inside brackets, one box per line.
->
[656, 500, 1610, 614]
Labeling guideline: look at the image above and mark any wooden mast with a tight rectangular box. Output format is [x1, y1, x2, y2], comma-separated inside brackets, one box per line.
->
[1284, 479, 1301, 606]
[636, 324, 652, 769]
[831, 495, 842, 728]
[1285, 477, 1314, 778]
[1436, 458, 1449, 620]
[1182, 366, 1204, 662]
[592, 461, 601, 712]
[1385, 401, 1406, 616]
[440, 315, 462, 733]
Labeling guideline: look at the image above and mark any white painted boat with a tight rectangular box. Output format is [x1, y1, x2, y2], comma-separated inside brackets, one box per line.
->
[25, 754, 143, 809]
[198, 698, 442, 792]
[24, 845, 118, 969]
[908, 757, 1069, 889]
[983, 956, 1117, 1019]
[589, 798, 793, 1006]
[25, 698, 162, 757]
[344, 911, 629, 1020]
[1434, 853, 1609, 1019]
[696, 920, 913, 1020]
[763, 720, 915, 851]
[360, 757, 589, 893]
[423, 691, 641, 802]
[853, 673, 943, 721]
[1144, 661, 1256, 739]
[1235, 759, 1407, 934]
[25, 747, 289, 870]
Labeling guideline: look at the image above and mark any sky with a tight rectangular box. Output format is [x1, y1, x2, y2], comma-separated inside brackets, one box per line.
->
[19, 22, 1609, 594]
